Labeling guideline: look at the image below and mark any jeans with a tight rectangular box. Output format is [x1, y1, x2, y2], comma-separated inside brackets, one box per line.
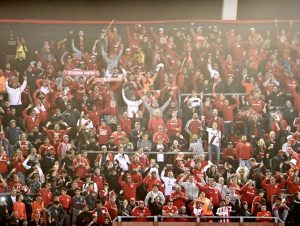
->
[239, 159, 251, 169]
[273, 208, 289, 222]
[208, 144, 220, 165]
[224, 122, 234, 136]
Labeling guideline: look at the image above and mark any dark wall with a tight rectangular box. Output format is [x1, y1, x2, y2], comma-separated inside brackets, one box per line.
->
[237, 0, 300, 20]
[0, 0, 222, 21]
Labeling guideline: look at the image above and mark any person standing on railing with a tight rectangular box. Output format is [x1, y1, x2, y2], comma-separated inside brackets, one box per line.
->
[221, 96, 240, 141]
[235, 135, 253, 169]
[205, 122, 222, 166]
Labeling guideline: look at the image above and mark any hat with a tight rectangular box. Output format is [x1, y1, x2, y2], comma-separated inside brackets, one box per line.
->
[249, 27, 255, 31]
[125, 48, 131, 51]
[159, 28, 164, 32]
[257, 189, 265, 194]
[91, 55, 96, 58]
[138, 200, 144, 204]
[168, 199, 173, 203]
[101, 145, 107, 149]
[290, 159, 297, 166]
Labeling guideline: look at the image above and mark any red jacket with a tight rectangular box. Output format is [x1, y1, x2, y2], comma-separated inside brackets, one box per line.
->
[222, 101, 239, 121]
[22, 108, 43, 132]
[196, 184, 222, 206]
[119, 118, 132, 136]
[148, 117, 165, 134]
[118, 175, 142, 200]
[153, 131, 170, 144]
[170, 191, 188, 209]
[235, 142, 253, 160]
[143, 175, 163, 193]
[166, 118, 182, 137]
[286, 176, 300, 194]
[251, 195, 263, 215]
[261, 178, 286, 203]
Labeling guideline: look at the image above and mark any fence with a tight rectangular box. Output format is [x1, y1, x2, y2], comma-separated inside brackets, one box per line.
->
[112, 216, 284, 226]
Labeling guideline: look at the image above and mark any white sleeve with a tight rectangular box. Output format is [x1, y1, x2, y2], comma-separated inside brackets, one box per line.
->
[20, 80, 27, 92]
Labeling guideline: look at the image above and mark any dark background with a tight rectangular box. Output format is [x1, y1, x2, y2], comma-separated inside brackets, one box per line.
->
[0, 0, 300, 21]
[0, 0, 299, 67]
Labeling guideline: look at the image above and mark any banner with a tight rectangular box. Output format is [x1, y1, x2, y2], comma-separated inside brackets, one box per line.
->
[63, 70, 98, 77]
[63, 70, 123, 82]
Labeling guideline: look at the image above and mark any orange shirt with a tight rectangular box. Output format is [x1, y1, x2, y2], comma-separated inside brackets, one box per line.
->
[31, 200, 44, 217]
[0, 76, 6, 92]
[13, 201, 27, 220]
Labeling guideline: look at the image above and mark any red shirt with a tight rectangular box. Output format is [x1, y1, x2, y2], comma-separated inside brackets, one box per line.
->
[256, 211, 272, 222]
[97, 125, 112, 144]
[118, 176, 142, 200]
[286, 176, 300, 194]
[148, 117, 165, 134]
[73, 157, 89, 178]
[166, 118, 182, 137]
[59, 194, 72, 209]
[170, 191, 188, 209]
[153, 131, 170, 144]
[240, 185, 256, 204]
[261, 179, 286, 203]
[131, 206, 151, 222]
[162, 205, 178, 222]
[39, 188, 53, 207]
[235, 142, 253, 160]
[196, 184, 222, 207]
[119, 118, 132, 135]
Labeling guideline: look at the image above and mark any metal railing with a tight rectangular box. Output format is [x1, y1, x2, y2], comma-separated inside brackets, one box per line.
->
[113, 215, 283, 223]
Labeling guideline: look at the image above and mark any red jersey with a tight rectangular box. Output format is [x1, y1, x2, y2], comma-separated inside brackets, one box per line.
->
[240, 185, 256, 205]
[39, 188, 53, 207]
[131, 206, 151, 222]
[59, 194, 72, 210]
[162, 205, 178, 222]
[97, 125, 112, 144]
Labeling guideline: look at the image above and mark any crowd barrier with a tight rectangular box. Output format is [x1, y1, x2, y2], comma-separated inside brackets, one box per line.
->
[112, 216, 284, 226]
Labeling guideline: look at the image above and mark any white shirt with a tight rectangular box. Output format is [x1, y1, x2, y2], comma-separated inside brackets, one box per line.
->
[77, 118, 94, 129]
[189, 97, 202, 107]
[206, 127, 221, 146]
[114, 153, 131, 171]
[161, 170, 176, 196]
[6, 80, 27, 105]
[122, 89, 142, 118]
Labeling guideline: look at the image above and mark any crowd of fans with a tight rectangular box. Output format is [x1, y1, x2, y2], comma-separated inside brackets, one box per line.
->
[0, 19, 300, 225]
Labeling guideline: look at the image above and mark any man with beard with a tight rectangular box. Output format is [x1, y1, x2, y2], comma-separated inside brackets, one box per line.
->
[131, 200, 151, 222]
